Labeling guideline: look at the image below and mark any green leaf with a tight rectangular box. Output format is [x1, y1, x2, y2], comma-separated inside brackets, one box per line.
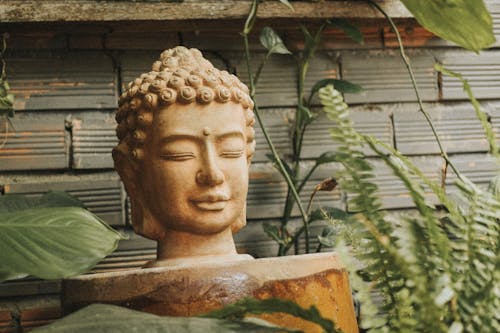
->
[0, 270, 28, 282]
[205, 297, 340, 333]
[315, 151, 338, 165]
[278, 0, 294, 12]
[0, 191, 84, 213]
[0, 194, 124, 281]
[312, 79, 362, 96]
[300, 25, 316, 58]
[309, 207, 350, 223]
[297, 105, 314, 125]
[328, 19, 364, 44]
[263, 223, 287, 246]
[488, 174, 500, 201]
[435, 64, 499, 160]
[400, 0, 495, 52]
[259, 27, 291, 55]
[317, 226, 336, 247]
[265, 153, 294, 179]
[31, 304, 289, 333]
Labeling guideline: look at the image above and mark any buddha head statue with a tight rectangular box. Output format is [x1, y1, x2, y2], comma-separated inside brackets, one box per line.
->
[113, 46, 255, 263]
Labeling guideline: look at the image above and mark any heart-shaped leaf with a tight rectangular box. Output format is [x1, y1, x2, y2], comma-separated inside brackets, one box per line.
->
[260, 27, 291, 55]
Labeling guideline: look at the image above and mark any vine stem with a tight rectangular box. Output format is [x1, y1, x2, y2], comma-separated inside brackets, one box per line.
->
[242, 30, 310, 253]
[367, 0, 462, 180]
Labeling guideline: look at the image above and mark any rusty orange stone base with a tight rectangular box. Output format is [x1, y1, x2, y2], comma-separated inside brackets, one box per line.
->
[62, 253, 358, 333]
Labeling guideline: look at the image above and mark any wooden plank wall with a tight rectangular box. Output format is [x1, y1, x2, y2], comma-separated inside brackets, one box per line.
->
[1, 0, 500, 328]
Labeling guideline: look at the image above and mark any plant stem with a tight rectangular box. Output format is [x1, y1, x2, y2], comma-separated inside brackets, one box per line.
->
[242, 32, 310, 250]
[367, 0, 462, 179]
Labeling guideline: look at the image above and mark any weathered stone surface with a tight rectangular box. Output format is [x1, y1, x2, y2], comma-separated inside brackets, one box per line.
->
[0, 1, 411, 23]
[62, 253, 358, 333]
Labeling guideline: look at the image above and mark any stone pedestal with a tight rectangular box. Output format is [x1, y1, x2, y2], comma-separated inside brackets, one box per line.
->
[62, 253, 358, 333]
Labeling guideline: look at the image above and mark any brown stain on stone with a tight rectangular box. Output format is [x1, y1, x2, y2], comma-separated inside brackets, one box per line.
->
[253, 269, 357, 333]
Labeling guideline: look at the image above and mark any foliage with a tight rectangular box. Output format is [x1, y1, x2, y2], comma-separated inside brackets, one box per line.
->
[243, 0, 364, 256]
[30, 303, 294, 333]
[399, 0, 495, 52]
[0, 33, 14, 118]
[243, 0, 495, 257]
[434, 64, 500, 161]
[205, 297, 341, 333]
[318, 83, 500, 333]
[0, 191, 124, 282]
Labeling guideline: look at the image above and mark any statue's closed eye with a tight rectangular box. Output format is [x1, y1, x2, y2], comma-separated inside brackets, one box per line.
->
[220, 150, 244, 158]
[160, 152, 195, 161]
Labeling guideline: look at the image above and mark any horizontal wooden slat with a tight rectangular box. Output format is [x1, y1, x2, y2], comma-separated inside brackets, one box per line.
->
[20, 307, 61, 332]
[341, 50, 438, 104]
[0, 279, 60, 298]
[393, 103, 491, 155]
[345, 156, 444, 210]
[437, 50, 500, 100]
[445, 154, 499, 192]
[247, 161, 344, 219]
[182, 30, 257, 52]
[6, 51, 116, 110]
[488, 102, 500, 146]
[1, 172, 125, 226]
[253, 108, 293, 163]
[0, 113, 68, 171]
[302, 105, 393, 158]
[383, 25, 448, 48]
[0, 310, 14, 333]
[0, 1, 411, 23]
[285, 26, 383, 51]
[70, 112, 118, 169]
[237, 52, 338, 107]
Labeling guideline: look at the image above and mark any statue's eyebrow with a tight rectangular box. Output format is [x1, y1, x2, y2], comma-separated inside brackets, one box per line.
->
[161, 131, 245, 145]
[216, 131, 245, 143]
[161, 134, 202, 145]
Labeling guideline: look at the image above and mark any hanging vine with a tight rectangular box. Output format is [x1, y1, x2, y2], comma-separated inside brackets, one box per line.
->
[0, 32, 14, 149]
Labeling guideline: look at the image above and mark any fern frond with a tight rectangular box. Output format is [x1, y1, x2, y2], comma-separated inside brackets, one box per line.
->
[435, 65, 500, 162]
[452, 180, 500, 333]
[319, 85, 418, 332]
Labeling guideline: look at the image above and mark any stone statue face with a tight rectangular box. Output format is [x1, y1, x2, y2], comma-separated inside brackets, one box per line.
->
[139, 101, 249, 235]
[113, 46, 255, 261]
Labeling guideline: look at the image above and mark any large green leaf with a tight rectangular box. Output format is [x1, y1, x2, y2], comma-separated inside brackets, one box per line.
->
[31, 304, 290, 333]
[400, 0, 495, 52]
[0, 192, 123, 281]
[206, 297, 340, 333]
[0, 191, 84, 213]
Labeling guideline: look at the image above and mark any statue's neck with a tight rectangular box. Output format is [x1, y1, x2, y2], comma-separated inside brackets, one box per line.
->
[156, 227, 237, 261]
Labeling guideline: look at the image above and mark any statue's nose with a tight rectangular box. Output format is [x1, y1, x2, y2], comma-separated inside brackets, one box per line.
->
[196, 166, 224, 186]
[196, 146, 224, 186]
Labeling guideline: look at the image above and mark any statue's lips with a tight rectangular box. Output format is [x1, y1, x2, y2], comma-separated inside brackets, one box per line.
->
[191, 193, 230, 211]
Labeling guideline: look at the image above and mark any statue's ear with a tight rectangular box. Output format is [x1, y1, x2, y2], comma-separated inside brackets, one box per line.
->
[112, 144, 138, 195]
